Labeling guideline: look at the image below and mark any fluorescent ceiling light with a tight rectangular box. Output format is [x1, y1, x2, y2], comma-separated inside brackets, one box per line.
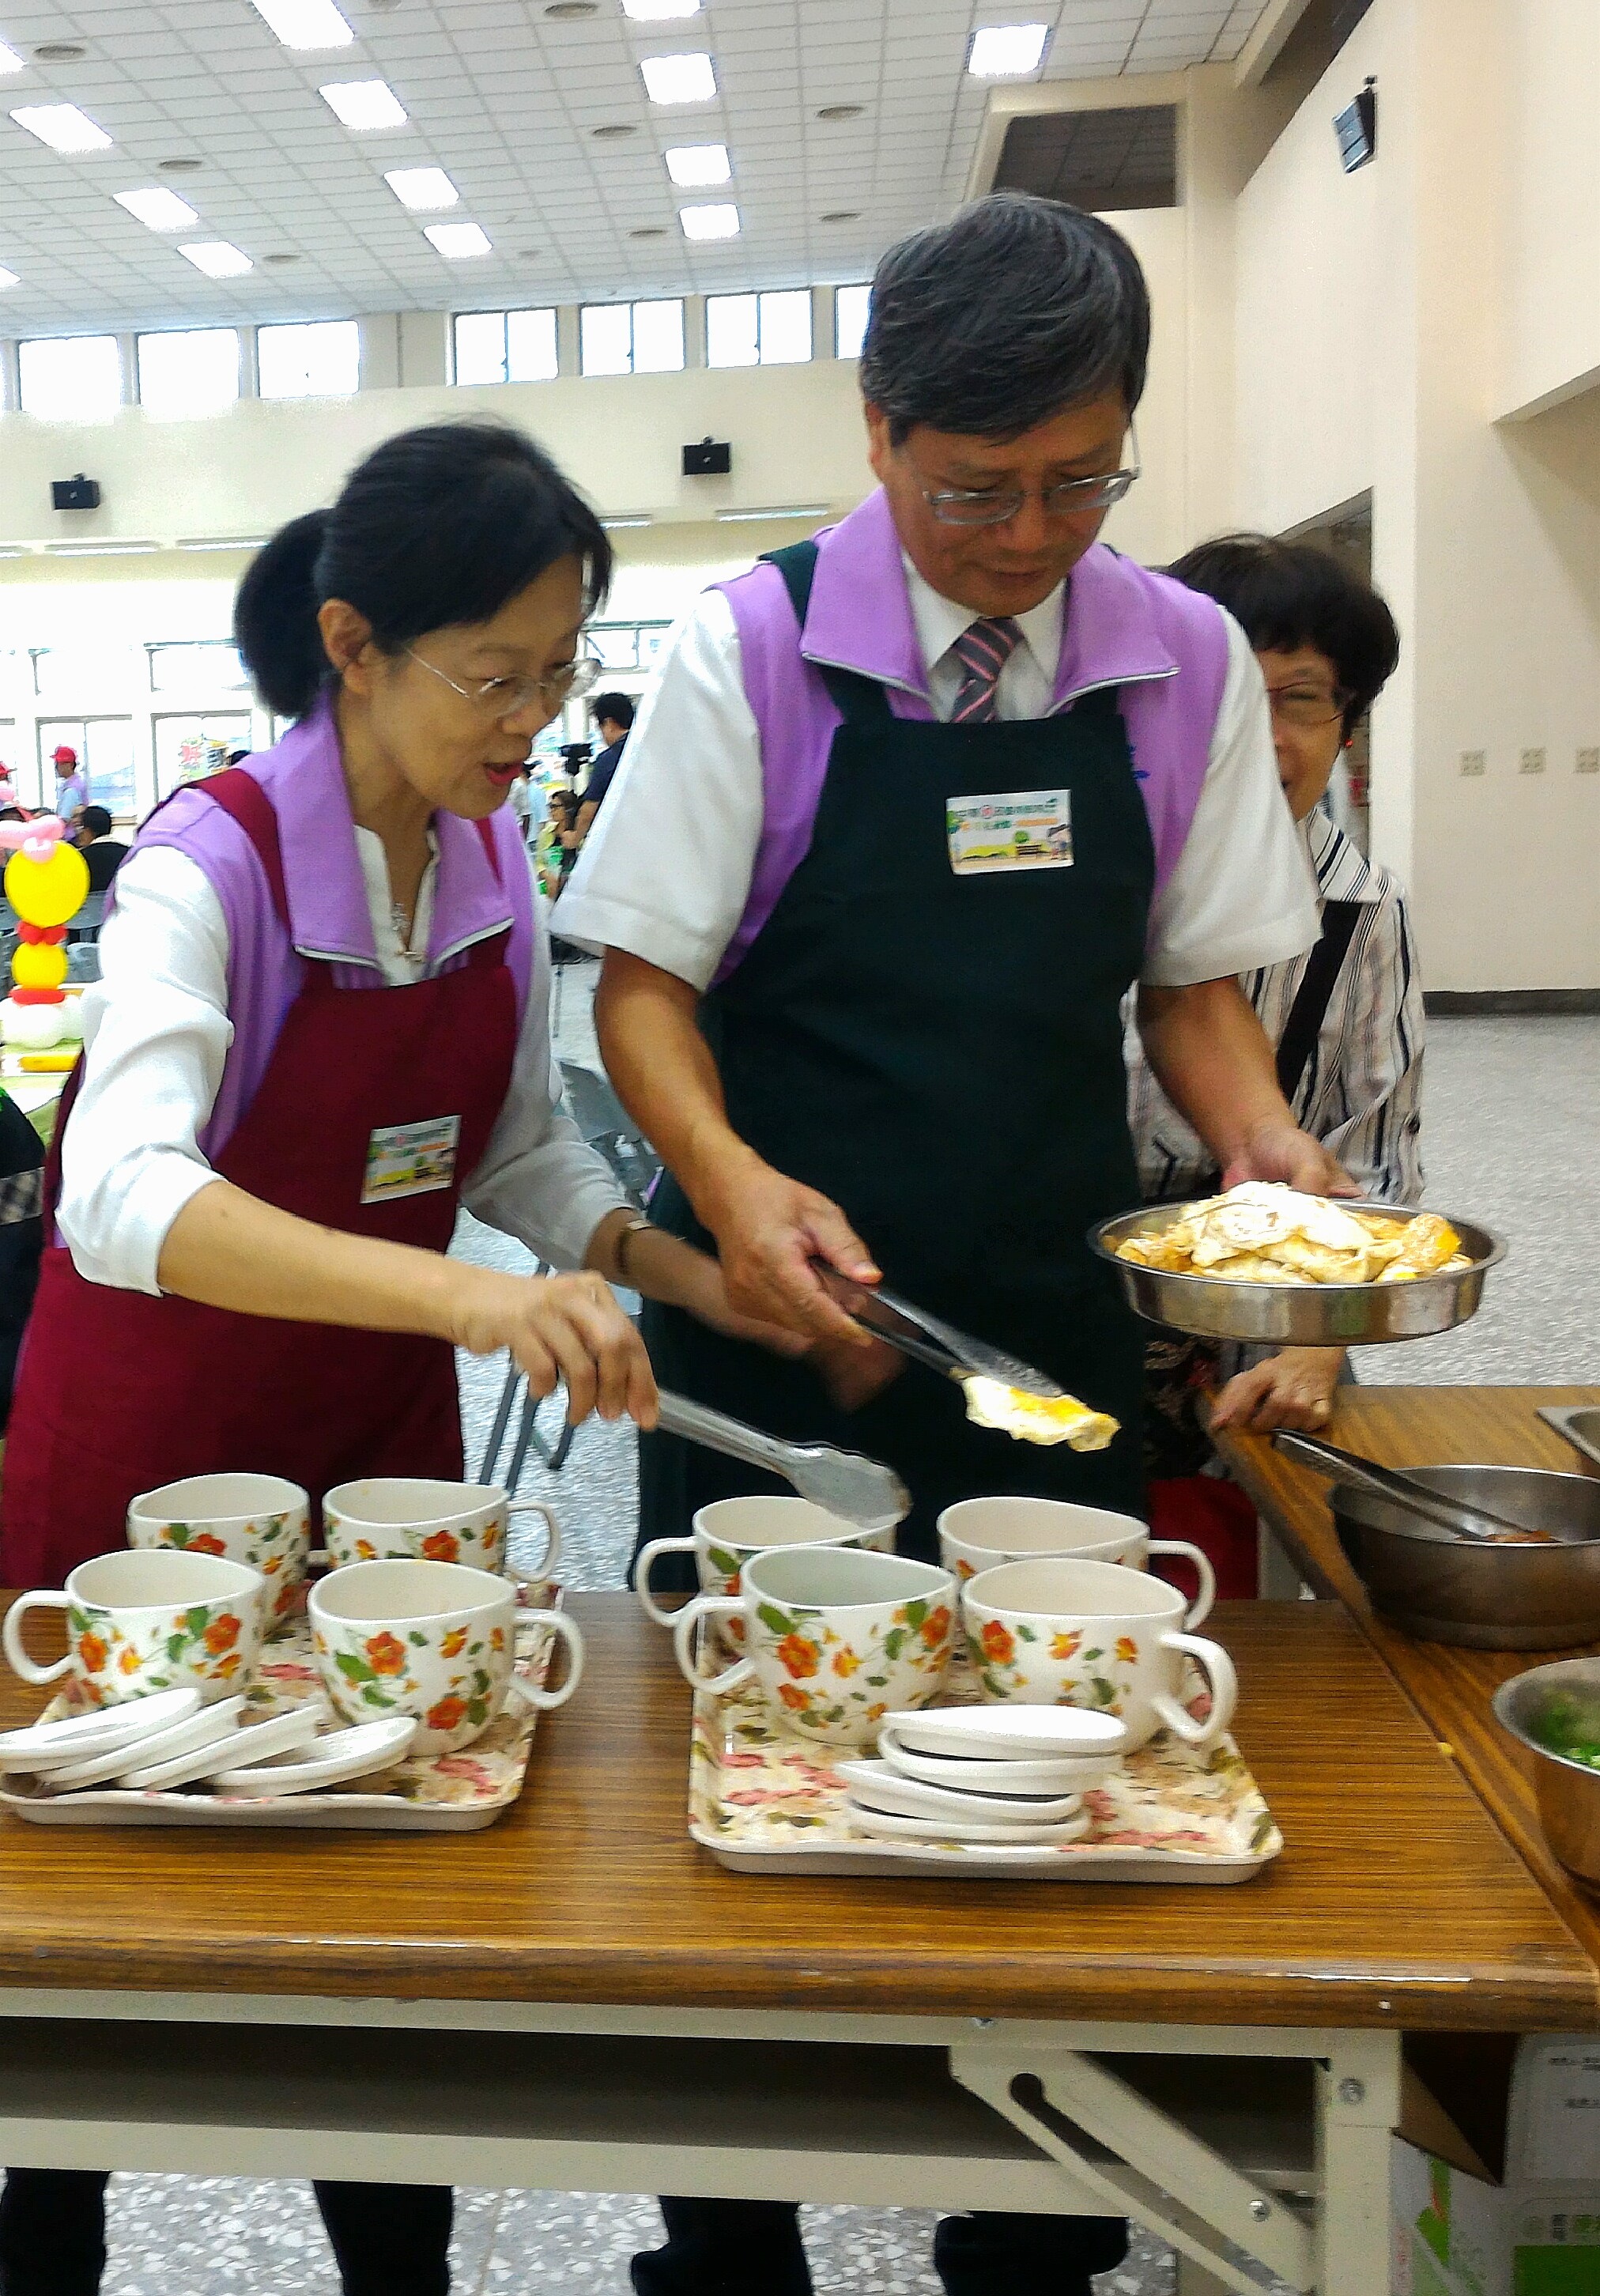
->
[115, 186, 199, 232]
[0, 266, 18, 289]
[319, 79, 408, 130]
[179, 240, 254, 278]
[250, 0, 353, 49]
[601, 515, 652, 530]
[665, 141, 729, 187]
[0, 43, 23, 74]
[177, 536, 268, 551]
[47, 540, 160, 556]
[384, 165, 458, 210]
[715, 505, 826, 523]
[679, 201, 738, 240]
[622, 0, 700, 18]
[10, 103, 112, 153]
[967, 23, 1048, 77]
[425, 221, 492, 258]
[639, 51, 715, 105]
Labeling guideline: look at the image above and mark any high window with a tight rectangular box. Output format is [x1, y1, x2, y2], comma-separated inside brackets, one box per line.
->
[147, 641, 249, 693]
[153, 712, 254, 799]
[705, 289, 812, 368]
[579, 299, 685, 377]
[258, 319, 360, 399]
[18, 334, 122, 420]
[834, 284, 870, 361]
[453, 308, 559, 386]
[136, 328, 241, 417]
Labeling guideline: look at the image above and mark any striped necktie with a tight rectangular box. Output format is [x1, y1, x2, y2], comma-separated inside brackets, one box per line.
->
[950, 616, 1024, 724]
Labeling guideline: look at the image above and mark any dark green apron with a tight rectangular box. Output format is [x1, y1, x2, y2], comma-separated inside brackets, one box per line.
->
[639, 541, 1155, 1573]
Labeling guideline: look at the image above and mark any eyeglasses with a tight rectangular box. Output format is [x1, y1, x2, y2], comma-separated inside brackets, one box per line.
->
[1266, 683, 1350, 731]
[406, 648, 602, 717]
[918, 425, 1142, 528]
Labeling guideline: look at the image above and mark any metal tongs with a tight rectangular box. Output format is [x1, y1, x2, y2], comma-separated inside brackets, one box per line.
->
[656, 1391, 908, 1530]
[810, 1263, 1066, 1402]
[1272, 1429, 1555, 1546]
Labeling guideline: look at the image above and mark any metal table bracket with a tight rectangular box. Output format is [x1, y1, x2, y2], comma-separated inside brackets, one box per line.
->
[949, 2039, 1315, 2295]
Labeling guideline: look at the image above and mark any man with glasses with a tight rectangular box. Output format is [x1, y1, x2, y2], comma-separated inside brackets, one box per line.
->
[564, 194, 1342, 2296]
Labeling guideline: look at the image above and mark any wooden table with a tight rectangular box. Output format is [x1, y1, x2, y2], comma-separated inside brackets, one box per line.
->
[0, 1591, 1593, 2296]
[1221, 1387, 1600, 1977]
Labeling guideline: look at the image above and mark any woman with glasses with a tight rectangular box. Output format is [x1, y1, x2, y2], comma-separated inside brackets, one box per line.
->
[563, 194, 1341, 2296]
[0, 423, 767, 2296]
[1130, 531, 1413, 1450]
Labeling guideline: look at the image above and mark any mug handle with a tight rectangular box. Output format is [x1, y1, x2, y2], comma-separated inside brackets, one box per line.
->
[672, 1597, 754, 1695]
[504, 1499, 560, 1579]
[1146, 1539, 1217, 1630]
[634, 1535, 700, 1626]
[507, 1610, 586, 1712]
[1152, 1631, 1238, 1749]
[2, 1592, 74, 1687]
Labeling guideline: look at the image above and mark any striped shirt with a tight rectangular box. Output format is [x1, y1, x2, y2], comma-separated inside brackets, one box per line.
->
[1126, 809, 1425, 1207]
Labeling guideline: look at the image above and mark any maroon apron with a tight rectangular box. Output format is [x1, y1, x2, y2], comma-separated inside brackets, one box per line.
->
[0, 770, 520, 1589]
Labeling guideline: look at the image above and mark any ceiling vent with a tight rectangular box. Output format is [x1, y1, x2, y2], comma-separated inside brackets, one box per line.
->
[992, 104, 1177, 213]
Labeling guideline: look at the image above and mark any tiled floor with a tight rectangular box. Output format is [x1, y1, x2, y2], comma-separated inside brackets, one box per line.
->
[85, 981, 1599, 2293]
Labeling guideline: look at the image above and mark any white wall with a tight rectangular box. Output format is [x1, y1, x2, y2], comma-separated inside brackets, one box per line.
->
[1499, 0, 1600, 417]
[1233, 0, 1600, 991]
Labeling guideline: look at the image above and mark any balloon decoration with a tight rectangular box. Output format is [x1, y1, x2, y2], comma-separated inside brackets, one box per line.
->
[0, 818, 89, 1050]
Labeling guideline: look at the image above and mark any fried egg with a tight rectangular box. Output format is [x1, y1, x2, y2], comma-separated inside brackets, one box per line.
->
[961, 1378, 1119, 1451]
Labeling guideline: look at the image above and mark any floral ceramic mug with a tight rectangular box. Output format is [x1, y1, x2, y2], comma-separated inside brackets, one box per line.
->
[2, 1549, 269, 1708]
[961, 1555, 1237, 1752]
[674, 1544, 955, 1749]
[321, 1478, 560, 1581]
[937, 1497, 1216, 1628]
[126, 1472, 311, 1622]
[308, 1558, 583, 1755]
[636, 1494, 899, 1627]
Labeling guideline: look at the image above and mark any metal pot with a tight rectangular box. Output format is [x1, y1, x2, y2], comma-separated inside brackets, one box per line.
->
[1493, 1659, 1600, 1892]
[1334, 1465, 1600, 1648]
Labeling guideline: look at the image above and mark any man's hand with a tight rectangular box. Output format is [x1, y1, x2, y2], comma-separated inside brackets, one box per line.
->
[698, 1151, 882, 1346]
[1208, 1345, 1345, 1434]
[806, 1330, 906, 1413]
[1223, 1117, 1358, 1199]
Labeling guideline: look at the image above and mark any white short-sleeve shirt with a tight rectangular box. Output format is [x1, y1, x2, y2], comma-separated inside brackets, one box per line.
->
[560, 561, 1316, 992]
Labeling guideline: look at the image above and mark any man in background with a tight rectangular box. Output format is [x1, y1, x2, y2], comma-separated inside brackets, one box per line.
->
[575, 692, 635, 844]
[51, 746, 86, 825]
[74, 806, 128, 893]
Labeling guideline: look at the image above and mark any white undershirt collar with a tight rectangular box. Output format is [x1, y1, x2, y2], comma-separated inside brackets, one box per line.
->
[900, 553, 1066, 690]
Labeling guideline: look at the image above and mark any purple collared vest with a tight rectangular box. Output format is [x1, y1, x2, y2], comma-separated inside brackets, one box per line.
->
[710, 489, 1229, 984]
[127, 696, 535, 1164]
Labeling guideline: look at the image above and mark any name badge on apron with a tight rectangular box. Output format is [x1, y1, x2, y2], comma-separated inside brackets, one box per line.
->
[362, 1115, 461, 1205]
[945, 788, 1074, 877]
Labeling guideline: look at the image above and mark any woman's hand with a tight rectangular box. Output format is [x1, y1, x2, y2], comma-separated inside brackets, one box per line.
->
[1223, 1120, 1359, 1198]
[1207, 1345, 1345, 1435]
[451, 1265, 658, 1429]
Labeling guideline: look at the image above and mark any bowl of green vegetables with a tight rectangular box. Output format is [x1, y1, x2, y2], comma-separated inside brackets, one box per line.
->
[1494, 1659, 1600, 1890]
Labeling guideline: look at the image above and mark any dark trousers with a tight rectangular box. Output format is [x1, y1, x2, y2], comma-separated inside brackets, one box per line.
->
[632, 2197, 1128, 2296]
[0, 2169, 453, 2296]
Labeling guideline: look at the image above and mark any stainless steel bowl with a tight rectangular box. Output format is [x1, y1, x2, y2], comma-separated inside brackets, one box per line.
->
[1090, 1201, 1504, 1344]
[1334, 1465, 1600, 1648]
[1493, 1658, 1600, 1891]
[1540, 1406, 1600, 1477]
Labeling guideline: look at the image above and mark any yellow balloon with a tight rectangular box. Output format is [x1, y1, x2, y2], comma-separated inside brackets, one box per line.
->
[5, 842, 89, 928]
[11, 941, 67, 989]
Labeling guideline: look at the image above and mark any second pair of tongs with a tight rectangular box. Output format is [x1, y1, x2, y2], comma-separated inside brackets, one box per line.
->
[810, 1263, 1064, 1400]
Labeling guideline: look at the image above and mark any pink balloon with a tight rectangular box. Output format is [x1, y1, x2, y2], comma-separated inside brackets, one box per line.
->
[21, 836, 56, 864]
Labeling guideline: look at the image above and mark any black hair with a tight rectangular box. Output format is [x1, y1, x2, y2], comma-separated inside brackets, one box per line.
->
[591, 691, 636, 732]
[79, 805, 112, 838]
[235, 421, 613, 719]
[859, 191, 1149, 445]
[1169, 532, 1401, 738]
[0, 807, 22, 824]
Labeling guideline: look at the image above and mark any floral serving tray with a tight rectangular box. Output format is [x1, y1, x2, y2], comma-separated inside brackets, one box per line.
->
[0, 1582, 564, 1833]
[689, 1656, 1283, 1882]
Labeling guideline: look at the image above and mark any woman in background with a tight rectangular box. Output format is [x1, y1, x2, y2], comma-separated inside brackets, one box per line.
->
[1128, 532, 1417, 1453]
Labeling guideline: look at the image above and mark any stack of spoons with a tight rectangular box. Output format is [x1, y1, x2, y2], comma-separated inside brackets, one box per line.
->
[839, 1703, 1129, 1847]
